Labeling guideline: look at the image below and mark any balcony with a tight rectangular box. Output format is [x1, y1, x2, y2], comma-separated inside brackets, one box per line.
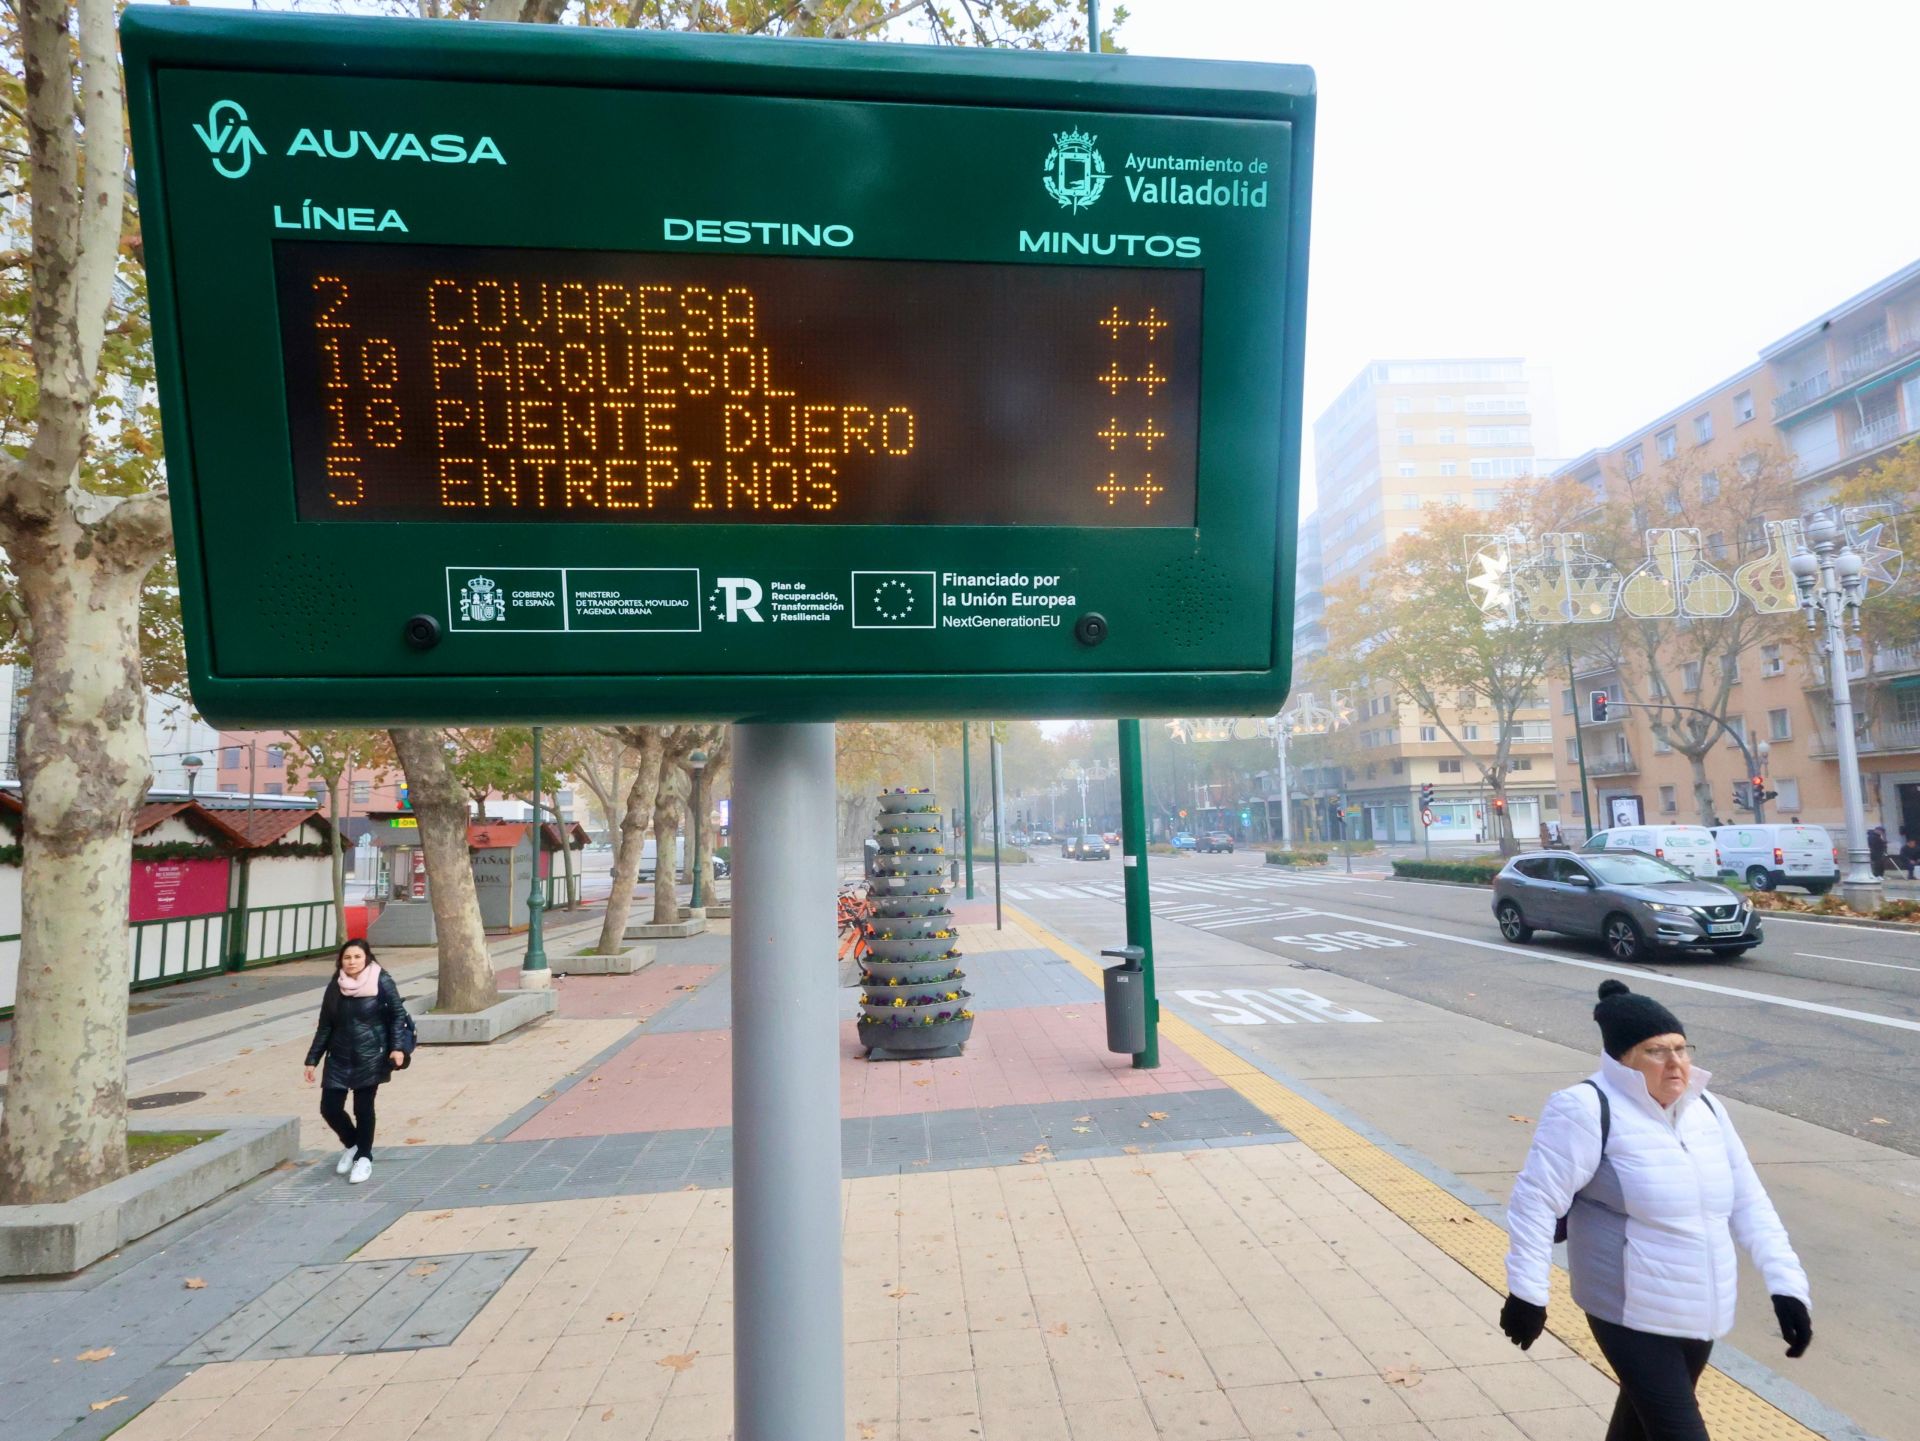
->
[1773, 371, 1832, 421]
[1587, 750, 1638, 776]
[1809, 717, 1920, 758]
[1795, 409, 1920, 480]
[1852, 413, 1906, 453]
[1839, 336, 1893, 384]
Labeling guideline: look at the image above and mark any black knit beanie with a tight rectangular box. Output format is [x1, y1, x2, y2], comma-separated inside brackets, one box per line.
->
[1593, 979, 1684, 1059]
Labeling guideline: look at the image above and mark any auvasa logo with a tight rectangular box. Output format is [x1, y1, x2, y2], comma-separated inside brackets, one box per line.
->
[1043, 129, 1107, 212]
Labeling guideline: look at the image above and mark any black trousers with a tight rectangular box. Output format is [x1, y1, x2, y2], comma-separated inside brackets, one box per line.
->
[1589, 1315, 1714, 1441]
[319, 1084, 379, 1160]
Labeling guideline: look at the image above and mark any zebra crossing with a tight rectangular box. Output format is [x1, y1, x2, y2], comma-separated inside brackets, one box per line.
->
[999, 866, 1385, 934]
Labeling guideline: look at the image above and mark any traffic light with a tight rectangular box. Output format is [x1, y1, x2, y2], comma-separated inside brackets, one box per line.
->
[1420, 782, 1435, 807]
[1491, 796, 1507, 814]
[1239, 808, 1252, 825]
[1590, 692, 1609, 723]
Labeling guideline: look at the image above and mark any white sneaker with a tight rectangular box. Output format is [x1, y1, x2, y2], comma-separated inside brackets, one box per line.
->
[348, 1156, 372, 1185]
[335, 1148, 356, 1176]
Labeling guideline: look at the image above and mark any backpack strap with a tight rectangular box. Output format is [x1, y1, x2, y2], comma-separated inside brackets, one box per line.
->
[1583, 1079, 1611, 1157]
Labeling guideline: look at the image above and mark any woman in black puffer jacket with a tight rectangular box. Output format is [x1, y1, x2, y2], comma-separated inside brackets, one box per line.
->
[303, 939, 405, 1185]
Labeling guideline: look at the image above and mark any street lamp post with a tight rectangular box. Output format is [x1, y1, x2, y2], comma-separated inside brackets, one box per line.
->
[522, 726, 550, 987]
[688, 749, 709, 912]
[1792, 509, 1880, 912]
[182, 754, 204, 796]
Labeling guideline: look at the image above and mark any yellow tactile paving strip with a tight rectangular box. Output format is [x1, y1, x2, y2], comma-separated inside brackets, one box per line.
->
[1012, 908, 1824, 1441]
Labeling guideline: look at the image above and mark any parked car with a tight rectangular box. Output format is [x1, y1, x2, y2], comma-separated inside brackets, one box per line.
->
[1170, 832, 1197, 851]
[1196, 831, 1236, 853]
[1062, 834, 1110, 860]
[1580, 824, 1721, 879]
[1492, 850, 1761, 961]
[1711, 822, 1838, 893]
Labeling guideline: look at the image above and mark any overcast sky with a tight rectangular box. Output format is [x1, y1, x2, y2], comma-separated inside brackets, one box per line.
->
[1119, 0, 1920, 513]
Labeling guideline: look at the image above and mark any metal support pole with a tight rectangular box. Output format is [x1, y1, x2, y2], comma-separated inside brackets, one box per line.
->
[689, 764, 706, 912]
[1275, 726, 1293, 849]
[1819, 555, 1880, 911]
[961, 723, 976, 900]
[1118, 719, 1159, 1069]
[990, 728, 1004, 931]
[732, 723, 844, 1441]
[1565, 642, 1595, 842]
[521, 726, 549, 987]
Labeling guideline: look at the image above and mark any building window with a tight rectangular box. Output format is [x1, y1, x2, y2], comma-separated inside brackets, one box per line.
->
[1396, 430, 1416, 447]
[1443, 492, 1461, 506]
[1438, 460, 1458, 476]
[1660, 785, 1677, 813]
[1664, 492, 1683, 516]
[218, 783, 239, 794]
[1562, 687, 1575, 714]
[1700, 471, 1720, 501]
[1734, 390, 1755, 423]
[1566, 738, 1579, 764]
[1693, 413, 1714, 445]
[1393, 397, 1413, 413]
[1705, 531, 1726, 559]
[1438, 759, 1462, 774]
[306, 780, 326, 799]
[1656, 427, 1678, 460]
[1510, 757, 1532, 771]
[266, 745, 285, 768]
[1768, 708, 1792, 741]
[1419, 725, 1438, 742]
[1473, 490, 1498, 510]
[1774, 778, 1800, 811]
[1682, 661, 1702, 691]
[1653, 733, 1673, 754]
[352, 780, 373, 804]
[1570, 790, 1586, 818]
[1624, 445, 1644, 478]
[1738, 451, 1760, 478]
[222, 746, 240, 769]
[1435, 395, 1455, 411]
[1462, 724, 1480, 740]
[1397, 462, 1417, 477]
[265, 782, 284, 795]
[1762, 643, 1783, 676]
[1403, 493, 1422, 510]
[1721, 653, 1741, 683]
[1725, 715, 1747, 746]
[1437, 427, 1455, 444]
[1390, 760, 1403, 774]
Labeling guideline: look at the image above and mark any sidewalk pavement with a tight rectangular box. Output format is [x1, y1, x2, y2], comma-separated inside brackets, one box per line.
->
[0, 898, 1825, 1441]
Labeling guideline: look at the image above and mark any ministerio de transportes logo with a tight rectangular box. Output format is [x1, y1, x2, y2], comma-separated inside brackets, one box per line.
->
[1043, 129, 1107, 212]
[193, 99, 267, 180]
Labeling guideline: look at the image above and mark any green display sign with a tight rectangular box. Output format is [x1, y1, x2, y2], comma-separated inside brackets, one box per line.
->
[123, 10, 1314, 725]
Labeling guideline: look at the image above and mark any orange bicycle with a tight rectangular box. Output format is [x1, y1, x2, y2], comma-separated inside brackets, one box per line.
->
[837, 882, 875, 964]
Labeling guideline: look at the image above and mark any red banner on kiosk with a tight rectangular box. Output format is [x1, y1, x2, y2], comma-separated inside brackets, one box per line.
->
[130, 858, 231, 922]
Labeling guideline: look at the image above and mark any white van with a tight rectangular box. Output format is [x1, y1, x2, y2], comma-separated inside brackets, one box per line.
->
[1581, 824, 1722, 879]
[1711, 823, 1839, 893]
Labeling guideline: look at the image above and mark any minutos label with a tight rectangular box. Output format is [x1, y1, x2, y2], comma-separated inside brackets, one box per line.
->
[279, 244, 1203, 527]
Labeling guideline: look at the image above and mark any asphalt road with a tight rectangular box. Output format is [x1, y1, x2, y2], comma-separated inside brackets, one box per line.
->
[1001, 847, 1920, 1157]
[994, 847, 1920, 1440]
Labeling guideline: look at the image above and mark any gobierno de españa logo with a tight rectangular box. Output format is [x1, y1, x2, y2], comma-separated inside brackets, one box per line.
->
[1043, 128, 1107, 212]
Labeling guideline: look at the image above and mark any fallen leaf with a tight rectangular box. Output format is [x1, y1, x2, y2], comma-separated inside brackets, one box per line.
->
[1048, 1322, 1071, 1337]
[889, 1288, 911, 1300]
[912, 1079, 932, 1088]
[1122, 1145, 1142, 1155]
[1147, 1111, 1169, 1121]
[910, 1159, 930, 1167]
[1507, 1114, 1534, 1125]
[236, 1047, 253, 1056]
[1869, 1117, 1890, 1125]
[1018, 1144, 1051, 1165]
[683, 1184, 701, 1192]
[183, 1278, 207, 1290]
[75, 1349, 113, 1363]
[606, 1313, 626, 1323]
[89, 1398, 128, 1413]
[1156, 1369, 1184, 1381]
[1384, 1363, 1424, 1388]
[428, 1212, 453, 1221]
[408, 1264, 440, 1278]
[656, 1352, 700, 1372]
[223, 1088, 241, 1096]
[405, 1137, 427, 1145]
[1072, 1126, 1091, 1134]
[1138, 1121, 1152, 1130]
[1132, 1168, 1154, 1177]
[1074, 1115, 1090, 1123]
[602, 1408, 616, 1422]
[859, 1425, 878, 1440]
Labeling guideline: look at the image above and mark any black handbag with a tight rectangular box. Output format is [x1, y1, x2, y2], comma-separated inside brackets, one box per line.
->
[1554, 1081, 1609, 1244]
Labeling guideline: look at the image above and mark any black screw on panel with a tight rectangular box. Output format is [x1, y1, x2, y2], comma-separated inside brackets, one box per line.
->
[403, 614, 441, 651]
[1074, 612, 1109, 647]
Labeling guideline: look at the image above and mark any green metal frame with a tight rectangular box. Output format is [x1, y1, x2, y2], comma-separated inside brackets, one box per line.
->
[121, 10, 1314, 725]
[238, 899, 341, 968]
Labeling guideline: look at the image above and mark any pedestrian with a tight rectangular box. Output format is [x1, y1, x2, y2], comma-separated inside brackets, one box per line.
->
[1868, 825, 1890, 877]
[1499, 981, 1811, 1441]
[1899, 832, 1920, 880]
[303, 938, 408, 1185]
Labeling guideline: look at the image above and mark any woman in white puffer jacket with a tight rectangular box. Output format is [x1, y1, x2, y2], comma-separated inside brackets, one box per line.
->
[1500, 981, 1812, 1441]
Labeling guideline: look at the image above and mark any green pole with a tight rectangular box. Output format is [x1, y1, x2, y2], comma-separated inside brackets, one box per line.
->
[1118, 719, 1159, 1069]
[523, 725, 549, 979]
[1566, 641, 1595, 842]
[689, 754, 707, 910]
[961, 722, 976, 900]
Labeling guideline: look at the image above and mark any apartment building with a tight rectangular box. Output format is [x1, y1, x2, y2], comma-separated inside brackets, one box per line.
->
[1292, 511, 1328, 662]
[1310, 359, 1563, 842]
[1547, 257, 1920, 838]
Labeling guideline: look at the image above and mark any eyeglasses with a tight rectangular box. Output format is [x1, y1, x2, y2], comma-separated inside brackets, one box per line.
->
[1639, 1045, 1695, 1064]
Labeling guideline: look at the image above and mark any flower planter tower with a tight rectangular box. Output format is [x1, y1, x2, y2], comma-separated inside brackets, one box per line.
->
[858, 788, 973, 1061]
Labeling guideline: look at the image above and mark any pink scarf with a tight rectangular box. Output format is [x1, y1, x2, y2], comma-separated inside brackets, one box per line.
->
[337, 961, 382, 998]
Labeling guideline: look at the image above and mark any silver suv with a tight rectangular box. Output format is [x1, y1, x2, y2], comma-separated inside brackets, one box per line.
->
[1491, 850, 1761, 961]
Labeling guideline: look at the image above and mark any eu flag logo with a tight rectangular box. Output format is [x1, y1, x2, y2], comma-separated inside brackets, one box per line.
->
[851, 571, 937, 630]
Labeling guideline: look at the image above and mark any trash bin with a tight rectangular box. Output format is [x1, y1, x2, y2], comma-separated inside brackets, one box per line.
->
[1101, 945, 1147, 1054]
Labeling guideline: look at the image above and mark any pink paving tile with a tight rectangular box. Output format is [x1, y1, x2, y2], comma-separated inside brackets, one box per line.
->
[493, 963, 720, 1022]
[509, 1003, 1223, 1140]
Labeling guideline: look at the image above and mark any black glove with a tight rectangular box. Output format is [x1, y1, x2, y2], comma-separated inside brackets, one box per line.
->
[1772, 1295, 1812, 1358]
[1500, 1294, 1548, 1351]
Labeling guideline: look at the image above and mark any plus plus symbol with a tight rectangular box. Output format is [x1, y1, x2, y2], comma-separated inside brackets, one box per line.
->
[1098, 305, 1131, 341]
[1097, 417, 1131, 451]
[1098, 360, 1129, 395]
[1096, 473, 1128, 506]
[1134, 417, 1166, 451]
[1137, 307, 1169, 340]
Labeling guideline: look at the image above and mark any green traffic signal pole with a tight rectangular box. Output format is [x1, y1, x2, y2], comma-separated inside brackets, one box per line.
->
[523, 725, 549, 985]
[1118, 719, 1159, 1070]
